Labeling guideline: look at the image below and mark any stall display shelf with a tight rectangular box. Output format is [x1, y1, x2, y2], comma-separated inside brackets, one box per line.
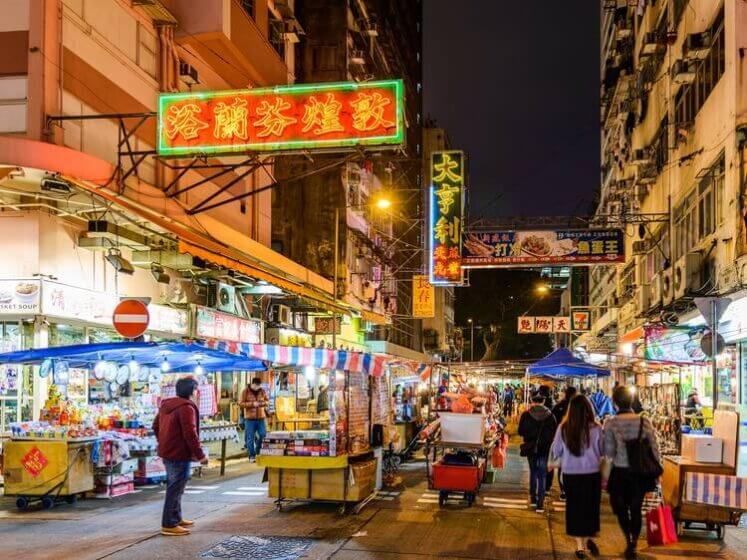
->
[257, 454, 349, 470]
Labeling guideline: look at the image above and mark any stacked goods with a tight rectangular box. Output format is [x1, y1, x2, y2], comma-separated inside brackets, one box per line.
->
[347, 372, 370, 454]
[260, 431, 331, 457]
[93, 438, 137, 498]
[93, 472, 135, 498]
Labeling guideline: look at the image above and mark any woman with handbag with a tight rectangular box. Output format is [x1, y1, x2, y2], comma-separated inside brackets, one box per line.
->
[550, 394, 604, 559]
[604, 386, 662, 560]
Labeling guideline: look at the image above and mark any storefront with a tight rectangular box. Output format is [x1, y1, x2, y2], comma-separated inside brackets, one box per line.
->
[311, 316, 369, 352]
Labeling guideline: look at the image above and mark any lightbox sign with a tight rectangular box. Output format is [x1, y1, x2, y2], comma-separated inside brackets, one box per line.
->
[462, 229, 625, 267]
[429, 151, 465, 285]
[157, 80, 404, 156]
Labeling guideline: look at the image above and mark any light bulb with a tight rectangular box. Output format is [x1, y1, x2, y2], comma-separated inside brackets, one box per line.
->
[194, 363, 204, 376]
[304, 365, 316, 381]
[161, 358, 170, 372]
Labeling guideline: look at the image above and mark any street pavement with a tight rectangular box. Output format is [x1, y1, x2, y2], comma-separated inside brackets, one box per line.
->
[1, 448, 746, 560]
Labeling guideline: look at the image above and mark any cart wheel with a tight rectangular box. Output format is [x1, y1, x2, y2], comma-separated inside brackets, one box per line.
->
[466, 493, 475, 507]
[15, 497, 29, 510]
[337, 503, 346, 515]
[715, 524, 725, 540]
[65, 494, 78, 505]
[41, 496, 55, 510]
[438, 491, 447, 507]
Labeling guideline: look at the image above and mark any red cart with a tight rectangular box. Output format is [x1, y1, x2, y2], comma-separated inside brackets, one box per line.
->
[426, 441, 488, 507]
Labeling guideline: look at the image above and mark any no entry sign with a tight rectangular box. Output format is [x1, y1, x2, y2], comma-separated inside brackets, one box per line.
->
[113, 299, 150, 339]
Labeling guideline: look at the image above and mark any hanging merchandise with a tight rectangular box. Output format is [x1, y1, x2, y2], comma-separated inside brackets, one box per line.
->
[103, 362, 118, 383]
[116, 365, 130, 386]
[53, 361, 70, 385]
[93, 360, 106, 380]
[40, 358, 53, 378]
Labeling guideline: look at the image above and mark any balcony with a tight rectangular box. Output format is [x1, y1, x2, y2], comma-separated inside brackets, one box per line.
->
[164, 0, 288, 87]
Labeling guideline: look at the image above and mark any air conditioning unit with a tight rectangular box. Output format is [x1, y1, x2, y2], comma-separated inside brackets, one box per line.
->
[179, 61, 199, 86]
[632, 240, 648, 255]
[649, 273, 662, 308]
[661, 267, 674, 306]
[683, 32, 711, 60]
[631, 149, 651, 165]
[671, 59, 697, 85]
[641, 32, 664, 56]
[214, 282, 236, 314]
[673, 252, 702, 299]
[273, 304, 292, 326]
[635, 287, 650, 315]
[350, 50, 366, 65]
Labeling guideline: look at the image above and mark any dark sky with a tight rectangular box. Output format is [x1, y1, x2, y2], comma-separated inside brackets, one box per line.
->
[423, 1, 600, 219]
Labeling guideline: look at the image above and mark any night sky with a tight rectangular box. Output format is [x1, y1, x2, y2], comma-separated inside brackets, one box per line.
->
[423, 1, 600, 220]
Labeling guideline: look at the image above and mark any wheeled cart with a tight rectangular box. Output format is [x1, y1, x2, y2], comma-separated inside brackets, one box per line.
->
[426, 441, 488, 507]
[3, 438, 97, 510]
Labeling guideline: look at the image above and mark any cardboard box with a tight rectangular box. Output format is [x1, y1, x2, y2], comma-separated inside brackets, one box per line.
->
[682, 434, 723, 463]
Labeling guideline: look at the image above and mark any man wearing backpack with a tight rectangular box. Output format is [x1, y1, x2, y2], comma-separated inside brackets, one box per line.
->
[518, 392, 558, 513]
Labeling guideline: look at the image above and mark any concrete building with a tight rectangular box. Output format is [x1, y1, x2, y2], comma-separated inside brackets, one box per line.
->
[272, 0, 424, 353]
[590, 0, 747, 405]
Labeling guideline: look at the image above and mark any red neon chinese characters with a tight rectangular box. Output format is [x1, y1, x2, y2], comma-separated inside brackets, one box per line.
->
[350, 92, 395, 131]
[165, 103, 209, 141]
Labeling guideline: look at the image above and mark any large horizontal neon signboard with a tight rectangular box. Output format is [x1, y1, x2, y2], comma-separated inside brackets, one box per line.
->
[157, 80, 404, 156]
[429, 151, 465, 285]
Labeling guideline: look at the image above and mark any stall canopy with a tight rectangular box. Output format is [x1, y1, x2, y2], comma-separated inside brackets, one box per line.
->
[204, 341, 389, 377]
[0, 341, 266, 373]
[527, 348, 611, 379]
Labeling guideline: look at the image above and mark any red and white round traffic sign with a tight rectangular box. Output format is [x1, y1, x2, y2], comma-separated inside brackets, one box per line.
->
[112, 299, 150, 339]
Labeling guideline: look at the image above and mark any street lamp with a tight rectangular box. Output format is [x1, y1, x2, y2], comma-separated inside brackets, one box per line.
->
[332, 197, 394, 346]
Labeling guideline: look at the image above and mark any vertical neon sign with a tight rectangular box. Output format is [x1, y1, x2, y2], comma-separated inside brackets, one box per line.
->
[429, 150, 465, 285]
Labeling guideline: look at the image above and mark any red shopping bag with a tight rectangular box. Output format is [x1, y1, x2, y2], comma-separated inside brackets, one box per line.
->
[492, 445, 506, 469]
[646, 505, 678, 546]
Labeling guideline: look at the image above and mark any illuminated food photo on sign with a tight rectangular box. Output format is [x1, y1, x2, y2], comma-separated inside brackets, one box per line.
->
[157, 80, 404, 155]
[429, 151, 465, 285]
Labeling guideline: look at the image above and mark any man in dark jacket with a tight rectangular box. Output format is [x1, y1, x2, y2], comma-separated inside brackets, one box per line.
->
[518, 393, 557, 513]
[153, 377, 207, 536]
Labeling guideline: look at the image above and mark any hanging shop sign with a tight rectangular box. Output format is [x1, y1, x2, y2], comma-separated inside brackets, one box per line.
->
[429, 151, 465, 285]
[112, 299, 150, 339]
[265, 327, 314, 347]
[157, 80, 404, 156]
[412, 275, 435, 318]
[462, 229, 625, 267]
[518, 316, 572, 334]
[193, 305, 262, 344]
[312, 316, 342, 335]
[644, 325, 708, 363]
[571, 309, 591, 332]
[0, 280, 41, 315]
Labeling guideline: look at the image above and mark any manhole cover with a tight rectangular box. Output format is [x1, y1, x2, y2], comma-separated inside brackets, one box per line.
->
[200, 536, 315, 560]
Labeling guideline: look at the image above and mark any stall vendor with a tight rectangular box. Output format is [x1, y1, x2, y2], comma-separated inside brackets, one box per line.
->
[240, 377, 268, 463]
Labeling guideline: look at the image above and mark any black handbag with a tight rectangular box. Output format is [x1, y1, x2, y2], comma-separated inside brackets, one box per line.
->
[625, 417, 663, 478]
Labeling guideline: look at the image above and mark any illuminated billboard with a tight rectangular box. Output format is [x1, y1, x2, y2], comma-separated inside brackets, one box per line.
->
[157, 80, 404, 156]
[429, 151, 465, 285]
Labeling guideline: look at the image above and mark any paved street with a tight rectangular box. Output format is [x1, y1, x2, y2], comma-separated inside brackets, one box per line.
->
[2, 447, 745, 560]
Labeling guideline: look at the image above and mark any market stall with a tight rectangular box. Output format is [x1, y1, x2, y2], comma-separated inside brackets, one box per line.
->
[0, 341, 264, 507]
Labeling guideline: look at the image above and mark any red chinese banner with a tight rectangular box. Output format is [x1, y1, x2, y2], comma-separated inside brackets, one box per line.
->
[21, 446, 48, 478]
[158, 80, 404, 156]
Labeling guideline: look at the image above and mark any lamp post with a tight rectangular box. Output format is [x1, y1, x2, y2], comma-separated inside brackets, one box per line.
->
[467, 318, 474, 362]
[332, 196, 393, 348]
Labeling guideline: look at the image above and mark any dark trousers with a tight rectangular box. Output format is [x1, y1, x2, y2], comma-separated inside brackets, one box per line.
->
[245, 418, 267, 458]
[162, 459, 191, 528]
[608, 467, 647, 546]
[528, 454, 548, 507]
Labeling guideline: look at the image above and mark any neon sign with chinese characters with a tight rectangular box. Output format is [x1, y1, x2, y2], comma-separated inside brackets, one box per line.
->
[157, 80, 404, 156]
[429, 151, 465, 285]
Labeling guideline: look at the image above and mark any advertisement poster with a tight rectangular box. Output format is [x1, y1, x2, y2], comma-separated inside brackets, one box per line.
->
[429, 151, 465, 285]
[0, 280, 41, 315]
[194, 306, 262, 344]
[644, 326, 708, 363]
[462, 229, 625, 267]
[158, 80, 404, 156]
[412, 275, 435, 318]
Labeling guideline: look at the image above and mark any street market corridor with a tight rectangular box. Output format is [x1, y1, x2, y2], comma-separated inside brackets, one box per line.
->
[1, 445, 745, 560]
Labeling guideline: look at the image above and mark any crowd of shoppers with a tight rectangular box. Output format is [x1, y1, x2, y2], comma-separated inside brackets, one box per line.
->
[519, 384, 661, 560]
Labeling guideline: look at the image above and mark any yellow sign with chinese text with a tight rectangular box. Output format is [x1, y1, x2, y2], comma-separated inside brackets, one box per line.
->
[413, 275, 435, 318]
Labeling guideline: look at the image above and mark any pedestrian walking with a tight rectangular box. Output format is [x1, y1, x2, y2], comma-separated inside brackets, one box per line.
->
[518, 393, 557, 513]
[550, 394, 603, 559]
[502, 384, 515, 417]
[604, 386, 662, 559]
[549, 385, 577, 499]
[240, 377, 269, 462]
[152, 377, 207, 537]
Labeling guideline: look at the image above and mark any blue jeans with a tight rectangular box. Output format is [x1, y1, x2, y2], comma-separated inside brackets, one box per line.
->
[162, 459, 191, 528]
[245, 418, 266, 458]
[528, 454, 548, 508]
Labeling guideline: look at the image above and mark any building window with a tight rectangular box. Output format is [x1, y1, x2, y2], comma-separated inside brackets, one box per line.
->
[241, 0, 255, 19]
[269, 15, 285, 60]
[674, 8, 725, 130]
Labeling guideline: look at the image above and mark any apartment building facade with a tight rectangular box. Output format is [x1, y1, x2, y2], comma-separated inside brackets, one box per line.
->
[591, 0, 747, 405]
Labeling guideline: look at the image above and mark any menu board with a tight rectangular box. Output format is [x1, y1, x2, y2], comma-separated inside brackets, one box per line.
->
[371, 375, 392, 426]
